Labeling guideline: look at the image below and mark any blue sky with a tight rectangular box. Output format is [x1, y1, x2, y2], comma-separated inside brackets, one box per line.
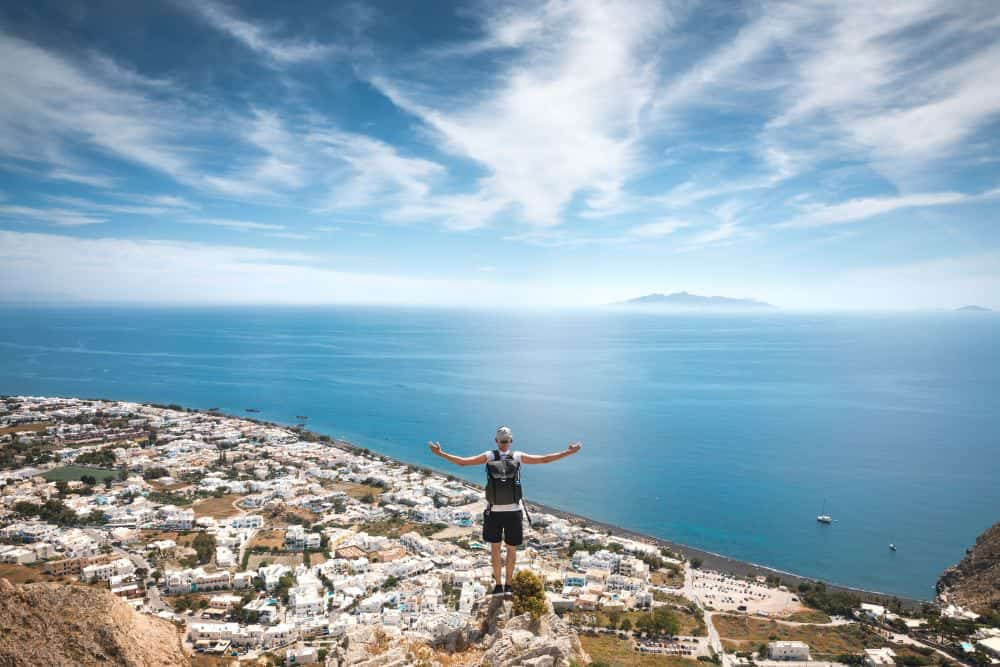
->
[1, 0, 999, 308]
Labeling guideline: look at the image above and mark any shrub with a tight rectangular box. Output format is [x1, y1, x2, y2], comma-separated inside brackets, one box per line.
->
[511, 570, 547, 620]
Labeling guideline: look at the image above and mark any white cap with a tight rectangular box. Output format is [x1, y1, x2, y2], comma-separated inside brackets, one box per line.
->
[496, 426, 513, 441]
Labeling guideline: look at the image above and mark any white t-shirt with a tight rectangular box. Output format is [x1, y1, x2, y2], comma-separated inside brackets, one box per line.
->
[482, 449, 524, 512]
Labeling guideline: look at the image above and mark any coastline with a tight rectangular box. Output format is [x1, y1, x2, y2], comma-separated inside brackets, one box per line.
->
[16, 394, 928, 609]
[200, 404, 928, 610]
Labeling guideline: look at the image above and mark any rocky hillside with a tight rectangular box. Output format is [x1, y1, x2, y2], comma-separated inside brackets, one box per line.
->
[327, 594, 589, 666]
[0, 578, 188, 667]
[937, 521, 1000, 615]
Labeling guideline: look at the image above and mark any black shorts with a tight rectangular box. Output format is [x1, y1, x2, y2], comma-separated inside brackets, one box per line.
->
[482, 509, 523, 546]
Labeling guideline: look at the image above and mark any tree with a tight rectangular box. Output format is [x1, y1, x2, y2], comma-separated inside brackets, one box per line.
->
[118, 467, 128, 481]
[103, 477, 113, 490]
[652, 607, 680, 635]
[55, 479, 69, 497]
[80, 474, 97, 486]
[620, 617, 633, 632]
[511, 570, 547, 620]
[275, 572, 296, 605]
[690, 558, 703, 569]
[192, 531, 216, 564]
[636, 612, 656, 635]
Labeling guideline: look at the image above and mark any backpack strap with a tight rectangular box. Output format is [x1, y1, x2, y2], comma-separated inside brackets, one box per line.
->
[485, 449, 502, 514]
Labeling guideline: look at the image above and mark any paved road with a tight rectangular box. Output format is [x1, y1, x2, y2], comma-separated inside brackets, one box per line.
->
[682, 563, 729, 667]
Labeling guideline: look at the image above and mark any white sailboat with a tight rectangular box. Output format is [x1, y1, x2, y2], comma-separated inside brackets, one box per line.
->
[817, 499, 833, 524]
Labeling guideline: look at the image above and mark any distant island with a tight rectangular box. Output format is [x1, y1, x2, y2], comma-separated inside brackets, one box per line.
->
[955, 305, 991, 312]
[616, 291, 775, 310]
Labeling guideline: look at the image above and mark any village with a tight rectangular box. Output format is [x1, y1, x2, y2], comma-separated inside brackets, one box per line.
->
[1, 395, 997, 667]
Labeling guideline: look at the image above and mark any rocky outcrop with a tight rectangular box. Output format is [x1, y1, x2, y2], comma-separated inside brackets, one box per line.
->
[937, 522, 1000, 615]
[469, 597, 590, 667]
[0, 578, 188, 667]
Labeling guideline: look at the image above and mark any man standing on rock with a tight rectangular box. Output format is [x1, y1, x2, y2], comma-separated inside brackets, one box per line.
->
[429, 426, 582, 597]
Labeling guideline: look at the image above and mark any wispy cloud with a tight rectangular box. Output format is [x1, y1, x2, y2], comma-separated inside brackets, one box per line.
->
[46, 195, 174, 217]
[629, 219, 691, 239]
[307, 128, 444, 212]
[185, 0, 336, 65]
[371, 0, 670, 228]
[0, 33, 206, 188]
[188, 218, 286, 232]
[47, 169, 116, 188]
[780, 192, 967, 228]
[0, 204, 106, 226]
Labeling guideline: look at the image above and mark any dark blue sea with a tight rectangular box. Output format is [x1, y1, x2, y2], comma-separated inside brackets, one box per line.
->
[1, 306, 997, 599]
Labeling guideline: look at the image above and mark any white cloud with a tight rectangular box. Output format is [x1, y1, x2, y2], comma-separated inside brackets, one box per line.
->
[186, 0, 336, 64]
[780, 192, 967, 228]
[135, 194, 199, 209]
[0, 204, 106, 226]
[629, 219, 690, 238]
[650, 1, 1000, 206]
[188, 218, 286, 232]
[0, 33, 207, 188]
[45, 195, 173, 216]
[371, 0, 669, 228]
[47, 169, 117, 188]
[685, 221, 741, 247]
[764, 2, 1000, 183]
[307, 129, 444, 211]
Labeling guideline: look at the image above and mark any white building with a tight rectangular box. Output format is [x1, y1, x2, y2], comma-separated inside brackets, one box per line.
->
[81, 557, 135, 583]
[164, 567, 232, 594]
[978, 637, 1000, 659]
[288, 573, 326, 618]
[863, 648, 897, 666]
[860, 603, 887, 621]
[229, 515, 264, 530]
[159, 507, 194, 530]
[215, 546, 236, 568]
[284, 525, 321, 551]
[769, 641, 811, 661]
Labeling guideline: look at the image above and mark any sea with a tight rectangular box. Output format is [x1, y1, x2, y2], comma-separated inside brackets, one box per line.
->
[1, 306, 997, 600]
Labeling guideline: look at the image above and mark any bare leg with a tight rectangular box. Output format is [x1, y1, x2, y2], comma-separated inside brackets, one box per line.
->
[505, 545, 517, 584]
[490, 542, 502, 585]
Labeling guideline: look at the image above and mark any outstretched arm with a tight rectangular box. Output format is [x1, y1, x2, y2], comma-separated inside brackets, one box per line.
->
[428, 441, 489, 466]
[521, 441, 582, 464]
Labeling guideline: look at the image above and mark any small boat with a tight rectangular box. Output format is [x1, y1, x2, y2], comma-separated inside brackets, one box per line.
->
[817, 499, 833, 524]
[296, 415, 309, 420]
[889, 544, 896, 551]
[245, 408, 261, 413]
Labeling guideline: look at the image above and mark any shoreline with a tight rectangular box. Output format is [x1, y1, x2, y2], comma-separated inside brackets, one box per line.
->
[211, 406, 928, 610]
[14, 395, 928, 609]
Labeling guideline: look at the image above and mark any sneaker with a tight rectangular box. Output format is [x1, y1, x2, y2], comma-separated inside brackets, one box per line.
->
[503, 584, 513, 598]
[490, 584, 504, 596]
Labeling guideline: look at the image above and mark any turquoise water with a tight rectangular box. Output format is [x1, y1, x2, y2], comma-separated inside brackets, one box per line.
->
[1, 306, 997, 599]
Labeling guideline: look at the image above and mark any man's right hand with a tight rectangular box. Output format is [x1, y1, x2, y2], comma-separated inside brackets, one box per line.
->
[428, 441, 442, 456]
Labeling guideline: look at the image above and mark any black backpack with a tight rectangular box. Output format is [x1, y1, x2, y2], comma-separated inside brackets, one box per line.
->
[485, 449, 532, 525]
